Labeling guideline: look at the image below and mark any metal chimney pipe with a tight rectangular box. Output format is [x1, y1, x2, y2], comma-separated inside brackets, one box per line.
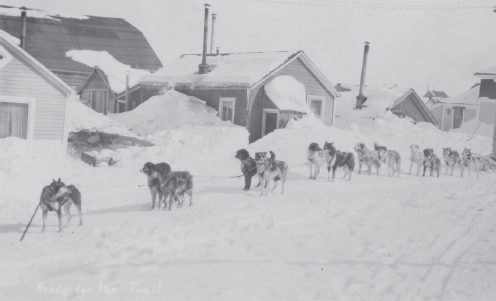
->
[20, 7, 28, 49]
[210, 14, 216, 54]
[356, 41, 370, 109]
[198, 4, 211, 74]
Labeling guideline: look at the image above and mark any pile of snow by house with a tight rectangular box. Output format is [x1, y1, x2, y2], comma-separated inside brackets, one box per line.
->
[68, 98, 137, 137]
[450, 118, 494, 139]
[264, 75, 310, 113]
[440, 85, 481, 106]
[66, 50, 150, 93]
[333, 83, 412, 129]
[138, 51, 299, 88]
[109, 90, 240, 135]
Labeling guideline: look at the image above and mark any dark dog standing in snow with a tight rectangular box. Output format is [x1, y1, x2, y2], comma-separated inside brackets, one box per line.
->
[155, 163, 193, 210]
[39, 178, 82, 233]
[140, 162, 165, 209]
[324, 142, 355, 181]
[307, 142, 327, 179]
[423, 148, 441, 178]
[235, 149, 258, 190]
[255, 151, 288, 196]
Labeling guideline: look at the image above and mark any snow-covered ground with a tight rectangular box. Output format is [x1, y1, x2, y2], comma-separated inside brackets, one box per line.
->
[1, 105, 496, 300]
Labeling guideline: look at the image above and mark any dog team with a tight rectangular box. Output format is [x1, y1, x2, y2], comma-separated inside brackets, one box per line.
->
[307, 141, 480, 180]
[37, 142, 479, 233]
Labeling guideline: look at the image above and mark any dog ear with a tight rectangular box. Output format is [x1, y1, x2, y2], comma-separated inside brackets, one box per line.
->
[57, 178, 61, 183]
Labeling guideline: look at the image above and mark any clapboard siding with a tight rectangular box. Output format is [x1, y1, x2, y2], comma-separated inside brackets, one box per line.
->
[53, 72, 89, 91]
[175, 87, 248, 126]
[464, 108, 477, 123]
[0, 49, 67, 141]
[78, 71, 117, 113]
[248, 57, 335, 142]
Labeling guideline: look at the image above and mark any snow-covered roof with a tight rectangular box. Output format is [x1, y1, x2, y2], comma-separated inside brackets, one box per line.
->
[0, 6, 89, 20]
[333, 84, 423, 128]
[264, 76, 310, 113]
[474, 65, 496, 76]
[67, 50, 150, 94]
[423, 90, 448, 98]
[138, 51, 339, 97]
[139, 51, 300, 88]
[436, 86, 480, 105]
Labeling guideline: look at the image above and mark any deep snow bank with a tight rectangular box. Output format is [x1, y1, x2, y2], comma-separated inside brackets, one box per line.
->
[68, 98, 137, 137]
[249, 113, 493, 166]
[450, 118, 494, 139]
[110, 90, 238, 135]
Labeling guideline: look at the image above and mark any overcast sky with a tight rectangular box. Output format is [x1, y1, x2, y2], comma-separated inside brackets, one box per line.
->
[3, 0, 496, 96]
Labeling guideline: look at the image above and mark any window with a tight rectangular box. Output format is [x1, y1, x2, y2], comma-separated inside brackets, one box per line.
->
[0, 46, 13, 69]
[307, 95, 325, 122]
[219, 98, 236, 122]
[0, 96, 35, 140]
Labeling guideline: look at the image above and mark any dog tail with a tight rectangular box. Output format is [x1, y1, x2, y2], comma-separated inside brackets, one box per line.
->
[373, 142, 380, 150]
[269, 151, 276, 160]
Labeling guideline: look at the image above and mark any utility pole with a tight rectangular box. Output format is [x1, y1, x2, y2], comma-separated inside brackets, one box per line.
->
[493, 7, 496, 154]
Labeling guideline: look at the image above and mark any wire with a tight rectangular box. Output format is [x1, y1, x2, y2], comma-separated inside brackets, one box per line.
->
[246, 0, 493, 10]
[467, 120, 483, 141]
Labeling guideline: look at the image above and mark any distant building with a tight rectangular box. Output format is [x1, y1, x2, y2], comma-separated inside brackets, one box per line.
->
[0, 31, 74, 146]
[429, 66, 496, 131]
[334, 84, 438, 129]
[423, 90, 449, 108]
[0, 7, 162, 114]
[134, 51, 340, 142]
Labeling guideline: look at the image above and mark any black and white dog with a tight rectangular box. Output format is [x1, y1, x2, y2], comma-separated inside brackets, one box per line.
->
[323, 142, 355, 181]
[235, 149, 258, 190]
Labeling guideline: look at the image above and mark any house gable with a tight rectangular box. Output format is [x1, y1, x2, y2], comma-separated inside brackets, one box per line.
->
[248, 56, 337, 142]
[390, 90, 438, 125]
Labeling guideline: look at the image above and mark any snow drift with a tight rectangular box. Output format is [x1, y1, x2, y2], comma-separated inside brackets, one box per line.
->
[109, 90, 240, 135]
[264, 75, 310, 113]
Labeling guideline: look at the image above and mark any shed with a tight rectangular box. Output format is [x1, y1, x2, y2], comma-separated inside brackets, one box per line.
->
[0, 31, 75, 147]
[135, 50, 340, 142]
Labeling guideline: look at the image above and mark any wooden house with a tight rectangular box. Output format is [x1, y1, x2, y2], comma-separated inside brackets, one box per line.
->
[136, 51, 340, 142]
[333, 83, 438, 128]
[429, 66, 496, 131]
[0, 7, 162, 114]
[0, 31, 75, 147]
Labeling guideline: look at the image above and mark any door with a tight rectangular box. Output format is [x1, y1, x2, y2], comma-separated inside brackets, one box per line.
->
[0, 102, 29, 139]
[262, 109, 279, 137]
[453, 107, 464, 129]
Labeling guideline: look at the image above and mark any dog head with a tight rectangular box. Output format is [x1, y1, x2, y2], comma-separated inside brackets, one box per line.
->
[323, 141, 335, 156]
[140, 162, 156, 176]
[376, 146, 388, 160]
[155, 162, 172, 177]
[462, 148, 472, 159]
[308, 143, 322, 152]
[235, 149, 250, 161]
[254, 152, 269, 164]
[442, 147, 451, 158]
[49, 178, 65, 194]
[423, 148, 434, 160]
[354, 142, 365, 154]
[409, 144, 420, 154]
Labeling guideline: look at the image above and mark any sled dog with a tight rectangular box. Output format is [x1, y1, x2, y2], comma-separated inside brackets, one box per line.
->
[235, 149, 258, 190]
[442, 147, 462, 176]
[140, 162, 164, 209]
[461, 148, 480, 179]
[423, 148, 441, 178]
[376, 146, 401, 177]
[255, 151, 288, 196]
[324, 141, 354, 181]
[307, 142, 329, 179]
[40, 178, 82, 233]
[354, 142, 381, 175]
[155, 163, 194, 210]
[408, 144, 424, 176]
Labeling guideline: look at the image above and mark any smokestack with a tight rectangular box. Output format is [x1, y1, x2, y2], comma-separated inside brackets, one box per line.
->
[356, 41, 370, 110]
[198, 4, 210, 74]
[20, 7, 27, 49]
[210, 14, 216, 54]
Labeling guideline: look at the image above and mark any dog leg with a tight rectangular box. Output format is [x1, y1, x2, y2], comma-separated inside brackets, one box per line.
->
[151, 190, 158, 209]
[64, 202, 72, 227]
[260, 177, 264, 196]
[308, 161, 313, 179]
[449, 164, 455, 176]
[460, 164, 465, 178]
[271, 180, 279, 191]
[57, 209, 63, 233]
[315, 164, 320, 180]
[188, 192, 193, 206]
[445, 163, 449, 176]
[358, 163, 362, 174]
[42, 209, 48, 233]
[246, 176, 252, 190]
[76, 203, 83, 226]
